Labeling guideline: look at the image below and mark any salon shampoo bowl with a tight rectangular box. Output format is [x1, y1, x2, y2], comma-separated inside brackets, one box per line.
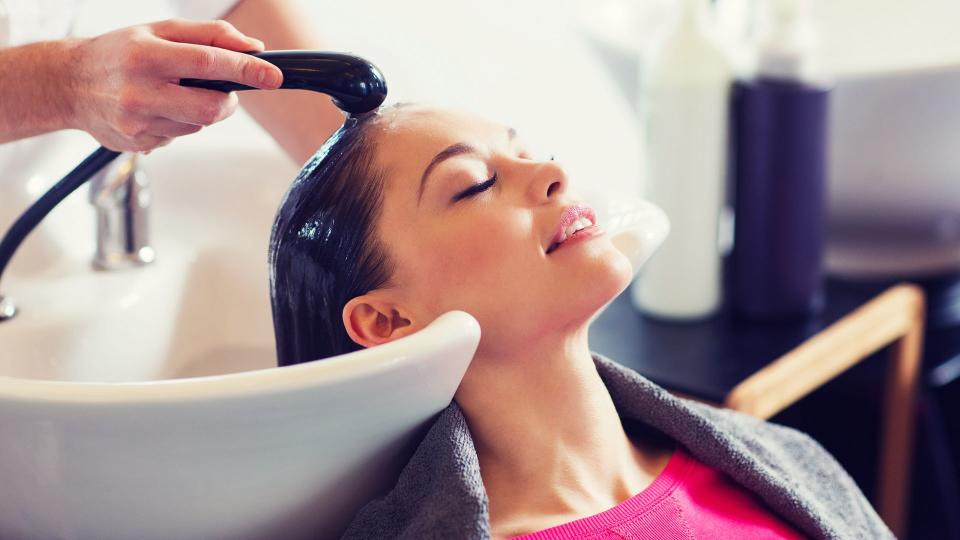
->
[0, 310, 480, 540]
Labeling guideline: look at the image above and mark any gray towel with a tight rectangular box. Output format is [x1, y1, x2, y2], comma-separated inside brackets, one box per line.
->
[342, 354, 894, 539]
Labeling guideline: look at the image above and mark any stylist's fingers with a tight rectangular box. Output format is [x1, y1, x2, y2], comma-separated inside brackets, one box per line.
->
[152, 18, 265, 53]
[153, 85, 239, 126]
[145, 118, 204, 138]
[160, 40, 282, 90]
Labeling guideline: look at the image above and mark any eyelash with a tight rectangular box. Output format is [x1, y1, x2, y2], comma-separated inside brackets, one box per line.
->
[453, 172, 498, 202]
[448, 153, 554, 202]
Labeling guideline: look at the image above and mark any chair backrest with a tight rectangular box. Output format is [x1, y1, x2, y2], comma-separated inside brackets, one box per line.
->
[724, 284, 926, 538]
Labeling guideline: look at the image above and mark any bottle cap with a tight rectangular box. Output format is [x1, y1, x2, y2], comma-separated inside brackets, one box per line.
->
[756, 0, 818, 80]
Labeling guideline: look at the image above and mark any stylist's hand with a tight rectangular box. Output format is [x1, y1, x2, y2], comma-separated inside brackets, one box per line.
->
[69, 19, 282, 152]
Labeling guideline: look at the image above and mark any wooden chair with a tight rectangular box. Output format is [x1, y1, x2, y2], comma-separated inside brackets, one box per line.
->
[717, 283, 926, 538]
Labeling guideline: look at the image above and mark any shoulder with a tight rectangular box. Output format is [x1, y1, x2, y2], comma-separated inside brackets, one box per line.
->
[593, 352, 841, 471]
[592, 354, 893, 539]
[700, 403, 893, 534]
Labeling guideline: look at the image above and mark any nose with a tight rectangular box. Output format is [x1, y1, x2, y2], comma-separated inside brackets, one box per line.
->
[525, 159, 567, 204]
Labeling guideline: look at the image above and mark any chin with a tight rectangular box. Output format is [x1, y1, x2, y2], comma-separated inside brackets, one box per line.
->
[552, 250, 633, 330]
[596, 250, 634, 305]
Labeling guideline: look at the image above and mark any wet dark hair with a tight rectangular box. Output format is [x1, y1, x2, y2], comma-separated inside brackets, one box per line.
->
[268, 112, 393, 366]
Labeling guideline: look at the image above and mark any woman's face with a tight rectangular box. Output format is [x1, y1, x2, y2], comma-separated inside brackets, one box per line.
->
[349, 106, 633, 356]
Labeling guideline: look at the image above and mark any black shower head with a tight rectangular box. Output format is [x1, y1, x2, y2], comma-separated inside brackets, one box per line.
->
[180, 50, 388, 115]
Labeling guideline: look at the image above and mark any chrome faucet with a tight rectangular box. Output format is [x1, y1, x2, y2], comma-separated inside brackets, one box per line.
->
[89, 152, 155, 270]
[0, 152, 153, 322]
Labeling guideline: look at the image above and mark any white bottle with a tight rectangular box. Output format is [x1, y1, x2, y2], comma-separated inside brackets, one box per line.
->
[632, 0, 732, 320]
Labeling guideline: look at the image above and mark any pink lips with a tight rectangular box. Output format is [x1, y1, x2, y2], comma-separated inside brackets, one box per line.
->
[546, 204, 600, 254]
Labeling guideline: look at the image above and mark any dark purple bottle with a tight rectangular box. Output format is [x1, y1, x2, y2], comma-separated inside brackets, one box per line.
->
[730, 76, 830, 319]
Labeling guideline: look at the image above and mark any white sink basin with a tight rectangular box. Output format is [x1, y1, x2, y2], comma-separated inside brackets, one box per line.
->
[0, 134, 292, 382]
[0, 309, 480, 540]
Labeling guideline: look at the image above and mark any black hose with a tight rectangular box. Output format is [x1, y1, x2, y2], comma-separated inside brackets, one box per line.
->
[0, 50, 386, 300]
[0, 147, 121, 287]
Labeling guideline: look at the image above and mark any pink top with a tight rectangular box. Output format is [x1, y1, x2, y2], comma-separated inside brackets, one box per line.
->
[511, 448, 807, 539]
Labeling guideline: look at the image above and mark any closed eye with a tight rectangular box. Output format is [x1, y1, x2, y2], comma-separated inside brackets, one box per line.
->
[452, 173, 498, 202]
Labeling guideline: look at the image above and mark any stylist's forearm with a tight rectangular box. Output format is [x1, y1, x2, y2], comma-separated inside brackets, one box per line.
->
[0, 40, 82, 143]
[226, 0, 345, 164]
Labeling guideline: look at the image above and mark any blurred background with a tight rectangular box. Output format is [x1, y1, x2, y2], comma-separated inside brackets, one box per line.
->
[2, 0, 959, 538]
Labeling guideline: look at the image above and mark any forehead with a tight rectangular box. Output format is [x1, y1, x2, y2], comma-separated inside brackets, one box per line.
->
[368, 106, 504, 178]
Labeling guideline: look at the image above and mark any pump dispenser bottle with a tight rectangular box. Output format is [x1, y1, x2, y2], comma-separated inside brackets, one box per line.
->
[729, 0, 830, 319]
[633, 0, 731, 320]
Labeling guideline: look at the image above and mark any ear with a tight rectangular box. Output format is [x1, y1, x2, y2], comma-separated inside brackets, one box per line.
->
[342, 294, 416, 348]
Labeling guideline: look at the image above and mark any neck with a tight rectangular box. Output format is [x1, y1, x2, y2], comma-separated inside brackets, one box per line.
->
[454, 327, 667, 527]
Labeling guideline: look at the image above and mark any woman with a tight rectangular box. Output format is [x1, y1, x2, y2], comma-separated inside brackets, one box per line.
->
[269, 105, 893, 539]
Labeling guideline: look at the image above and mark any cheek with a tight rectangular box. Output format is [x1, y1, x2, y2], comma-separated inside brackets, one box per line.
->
[403, 211, 536, 309]
[439, 215, 528, 282]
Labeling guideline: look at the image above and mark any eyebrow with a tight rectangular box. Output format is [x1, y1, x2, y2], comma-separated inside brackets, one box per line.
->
[417, 127, 517, 205]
